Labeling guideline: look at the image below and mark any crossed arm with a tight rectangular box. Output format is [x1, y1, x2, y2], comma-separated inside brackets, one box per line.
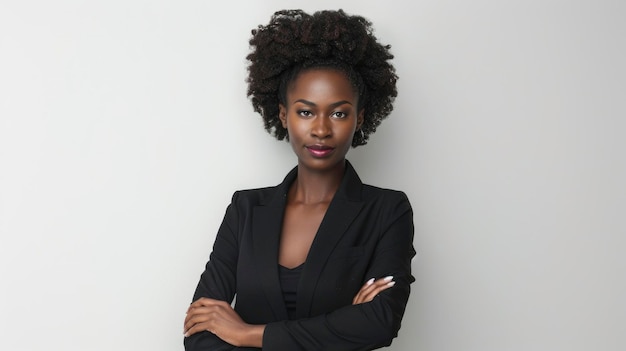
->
[183, 191, 414, 350]
[183, 276, 396, 347]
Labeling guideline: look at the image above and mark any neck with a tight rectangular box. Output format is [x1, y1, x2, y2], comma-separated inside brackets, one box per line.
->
[290, 160, 346, 205]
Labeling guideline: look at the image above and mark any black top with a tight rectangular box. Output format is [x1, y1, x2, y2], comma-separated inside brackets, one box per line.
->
[278, 263, 304, 320]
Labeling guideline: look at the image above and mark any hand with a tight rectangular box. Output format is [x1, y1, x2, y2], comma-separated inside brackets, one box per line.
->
[352, 276, 395, 305]
[184, 297, 264, 347]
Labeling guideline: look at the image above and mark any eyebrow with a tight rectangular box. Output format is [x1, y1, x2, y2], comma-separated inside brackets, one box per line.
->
[293, 99, 352, 108]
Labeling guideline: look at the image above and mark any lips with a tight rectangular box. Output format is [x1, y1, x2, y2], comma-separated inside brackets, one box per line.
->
[306, 144, 335, 158]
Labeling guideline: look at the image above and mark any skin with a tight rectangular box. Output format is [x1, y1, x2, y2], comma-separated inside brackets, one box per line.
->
[278, 68, 364, 268]
[184, 68, 395, 347]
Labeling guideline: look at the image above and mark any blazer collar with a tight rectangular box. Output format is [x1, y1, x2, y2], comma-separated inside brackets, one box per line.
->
[252, 160, 364, 320]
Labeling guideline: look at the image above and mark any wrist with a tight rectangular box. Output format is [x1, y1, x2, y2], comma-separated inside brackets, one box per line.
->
[240, 324, 265, 348]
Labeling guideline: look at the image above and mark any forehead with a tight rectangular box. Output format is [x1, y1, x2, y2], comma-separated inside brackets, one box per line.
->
[287, 68, 358, 103]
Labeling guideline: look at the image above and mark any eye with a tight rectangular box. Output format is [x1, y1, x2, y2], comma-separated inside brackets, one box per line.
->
[331, 111, 347, 119]
[298, 110, 313, 117]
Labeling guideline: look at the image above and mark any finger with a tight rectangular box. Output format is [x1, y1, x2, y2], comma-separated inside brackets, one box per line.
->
[184, 304, 225, 333]
[186, 298, 229, 316]
[187, 299, 207, 314]
[359, 279, 395, 303]
[184, 302, 241, 337]
[185, 305, 213, 322]
[184, 308, 212, 333]
[188, 297, 222, 309]
[353, 276, 394, 304]
[352, 278, 375, 304]
[188, 297, 208, 308]
[354, 278, 382, 304]
[358, 276, 390, 298]
[184, 321, 213, 337]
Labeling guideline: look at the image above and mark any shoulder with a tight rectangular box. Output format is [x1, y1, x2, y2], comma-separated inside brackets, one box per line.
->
[359, 183, 413, 220]
[228, 184, 284, 207]
[361, 183, 410, 204]
[344, 161, 410, 206]
[227, 165, 297, 207]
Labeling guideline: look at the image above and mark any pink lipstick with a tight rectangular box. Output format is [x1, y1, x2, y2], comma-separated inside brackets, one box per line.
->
[306, 145, 334, 158]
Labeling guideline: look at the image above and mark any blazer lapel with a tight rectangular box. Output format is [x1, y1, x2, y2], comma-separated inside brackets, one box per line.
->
[251, 168, 297, 322]
[296, 161, 364, 317]
[252, 205, 288, 321]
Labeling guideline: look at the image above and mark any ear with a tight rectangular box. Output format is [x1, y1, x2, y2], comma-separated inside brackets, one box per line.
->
[356, 109, 365, 130]
[279, 104, 287, 128]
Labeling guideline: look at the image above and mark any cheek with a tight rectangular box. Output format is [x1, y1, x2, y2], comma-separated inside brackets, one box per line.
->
[285, 116, 305, 140]
[339, 122, 357, 139]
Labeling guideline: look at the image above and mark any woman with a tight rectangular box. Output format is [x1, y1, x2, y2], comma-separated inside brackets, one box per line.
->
[184, 9, 415, 350]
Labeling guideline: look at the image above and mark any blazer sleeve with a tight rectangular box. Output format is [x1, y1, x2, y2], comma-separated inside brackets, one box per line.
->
[263, 192, 416, 351]
[184, 192, 260, 351]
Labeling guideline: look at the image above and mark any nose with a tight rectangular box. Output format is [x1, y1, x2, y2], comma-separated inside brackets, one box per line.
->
[311, 116, 331, 139]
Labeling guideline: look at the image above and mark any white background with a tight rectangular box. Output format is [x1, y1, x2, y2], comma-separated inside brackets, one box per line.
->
[1, 1, 624, 350]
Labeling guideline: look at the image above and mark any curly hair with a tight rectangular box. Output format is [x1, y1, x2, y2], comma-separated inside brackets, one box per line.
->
[246, 9, 398, 147]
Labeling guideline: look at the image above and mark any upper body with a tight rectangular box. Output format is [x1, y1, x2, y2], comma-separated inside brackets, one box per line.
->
[184, 161, 415, 350]
[184, 9, 414, 350]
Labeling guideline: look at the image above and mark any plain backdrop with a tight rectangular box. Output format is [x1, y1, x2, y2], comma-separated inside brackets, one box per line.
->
[1, 0, 624, 350]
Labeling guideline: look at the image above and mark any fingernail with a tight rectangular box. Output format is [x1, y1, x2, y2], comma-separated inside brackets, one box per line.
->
[184, 332, 189, 337]
[387, 281, 396, 287]
[366, 278, 375, 285]
[383, 276, 394, 282]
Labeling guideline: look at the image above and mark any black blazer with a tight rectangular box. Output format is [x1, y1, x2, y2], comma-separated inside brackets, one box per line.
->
[185, 161, 415, 351]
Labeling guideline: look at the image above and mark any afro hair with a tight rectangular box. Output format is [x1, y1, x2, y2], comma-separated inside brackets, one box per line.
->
[246, 9, 398, 147]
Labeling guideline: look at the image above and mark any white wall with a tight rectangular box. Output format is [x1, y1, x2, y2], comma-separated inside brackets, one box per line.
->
[1, 1, 624, 350]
